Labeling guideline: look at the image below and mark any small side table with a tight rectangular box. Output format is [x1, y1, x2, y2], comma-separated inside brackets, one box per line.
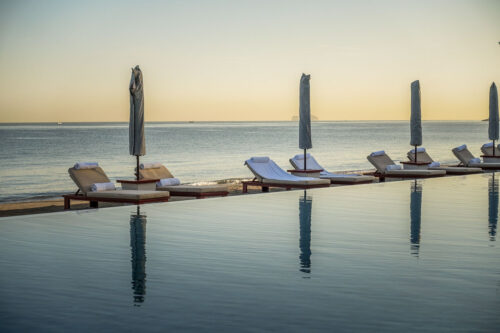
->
[481, 155, 500, 163]
[400, 161, 429, 170]
[117, 179, 159, 191]
[287, 169, 323, 178]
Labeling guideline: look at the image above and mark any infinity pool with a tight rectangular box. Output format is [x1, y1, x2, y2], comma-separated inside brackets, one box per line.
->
[1, 174, 499, 332]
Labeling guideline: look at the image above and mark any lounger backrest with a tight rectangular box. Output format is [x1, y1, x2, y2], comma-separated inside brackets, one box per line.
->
[452, 147, 476, 165]
[245, 157, 296, 181]
[481, 146, 493, 156]
[139, 165, 174, 180]
[289, 154, 323, 171]
[481, 145, 500, 156]
[68, 167, 110, 194]
[366, 153, 395, 173]
[407, 151, 434, 164]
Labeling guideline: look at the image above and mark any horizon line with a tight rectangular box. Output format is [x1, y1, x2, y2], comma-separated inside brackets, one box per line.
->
[0, 119, 487, 124]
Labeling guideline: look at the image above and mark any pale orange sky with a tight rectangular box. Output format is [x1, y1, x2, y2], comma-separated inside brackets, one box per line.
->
[0, 0, 499, 122]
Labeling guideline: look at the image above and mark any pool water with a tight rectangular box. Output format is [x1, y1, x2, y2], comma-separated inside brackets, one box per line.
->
[1, 173, 499, 332]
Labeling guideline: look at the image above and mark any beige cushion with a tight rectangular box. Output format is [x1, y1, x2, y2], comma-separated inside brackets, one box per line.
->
[481, 146, 494, 156]
[480, 145, 500, 156]
[452, 147, 476, 166]
[366, 153, 397, 173]
[68, 167, 110, 194]
[139, 165, 174, 180]
[407, 151, 434, 164]
[86, 190, 169, 200]
[469, 162, 500, 169]
[385, 169, 445, 177]
[157, 184, 228, 193]
[324, 175, 375, 184]
[429, 166, 482, 174]
[262, 178, 330, 186]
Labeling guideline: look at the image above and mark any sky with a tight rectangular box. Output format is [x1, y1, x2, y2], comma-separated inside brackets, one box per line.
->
[0, 0, 499, 122]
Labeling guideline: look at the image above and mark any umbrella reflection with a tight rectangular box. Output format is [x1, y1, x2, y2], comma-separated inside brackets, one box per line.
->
[488, 173, 498, 242]
[299, 190, 312, 274]
[410, 180, 422, 257]
[130, 206, 147, 305]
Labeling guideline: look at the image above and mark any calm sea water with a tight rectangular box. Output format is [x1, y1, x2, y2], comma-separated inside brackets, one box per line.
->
[0, 121, 490, 202]
[0, 174, 499, 331]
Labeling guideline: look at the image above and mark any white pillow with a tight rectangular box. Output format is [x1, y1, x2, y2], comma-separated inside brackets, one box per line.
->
[370, 150, 385, 157]
[157, 178, 181, 187]
[90, 182, 115, 192]
[455, 144, 467, 152]
[250, 157, 270, 163]
[468, 157, 481, 164]
[429, 161, 440, 167]
[385, 164, 402, 171]
[74, 162, 99, 170]
[140, 162, 162, 169]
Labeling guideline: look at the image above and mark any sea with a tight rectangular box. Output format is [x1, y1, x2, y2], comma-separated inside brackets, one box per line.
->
[0, 121, 490, 202]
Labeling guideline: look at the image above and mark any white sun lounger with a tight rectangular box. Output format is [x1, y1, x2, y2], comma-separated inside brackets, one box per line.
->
[243, 157, 330, 193]
[452, 145, 500, 169]
[367, 151, 445, 180]
[407, 148, 482, 175]
[289, 154, 375, 184]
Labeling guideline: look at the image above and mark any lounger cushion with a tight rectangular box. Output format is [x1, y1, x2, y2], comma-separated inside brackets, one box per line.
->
[409, 147, 426, 153]
[407, 151, 434, 164]
[452, 147, 476, 165]
[481, 144, 500, 156]
[468, 162, 500, 169]
[139, 165, 175, 180]
[86, 190, 169, 200]
[68, 167, 111, 194]
[262, 178, 330, 186]
[429, 166, 482, 174]
[157, 184, 228, 193]
[322, 175, 375, 183]
[385, 169, 445, 177]
[290, 153, 317, 169]
[366, 154, 397, 173]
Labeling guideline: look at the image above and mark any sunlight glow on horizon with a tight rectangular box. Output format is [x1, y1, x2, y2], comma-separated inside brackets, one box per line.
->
[0, 0, 499, 122]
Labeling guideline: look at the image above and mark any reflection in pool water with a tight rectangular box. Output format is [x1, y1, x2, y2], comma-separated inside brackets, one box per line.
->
[1, 173, 500, 331]
[130, 207, 147, 305]
[489, 174, 498, 242]
[410, 180, 422, 257]
[299, 191, 312, 274]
